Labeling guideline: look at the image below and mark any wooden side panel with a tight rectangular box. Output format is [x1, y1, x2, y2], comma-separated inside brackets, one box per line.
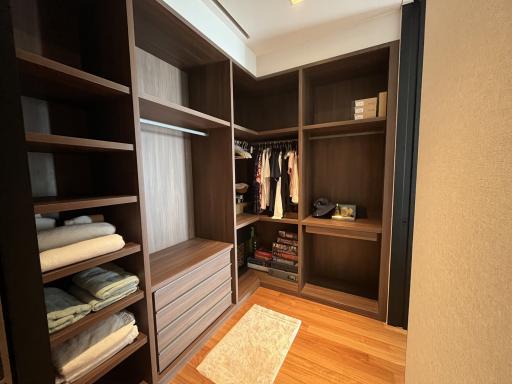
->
[0, 1, 53, 381]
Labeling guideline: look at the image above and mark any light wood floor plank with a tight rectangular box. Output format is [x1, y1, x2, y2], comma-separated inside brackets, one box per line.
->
[171, 287, 406, 384]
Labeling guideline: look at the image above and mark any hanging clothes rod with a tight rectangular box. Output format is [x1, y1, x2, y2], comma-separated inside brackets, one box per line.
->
[252, 138, 298, 146]
[139, 118, 208, 137]
[309, 130, 383, 141]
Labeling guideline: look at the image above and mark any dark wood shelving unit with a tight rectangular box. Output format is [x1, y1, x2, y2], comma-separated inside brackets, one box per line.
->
[50, 290, 145, 347]
[16, 49, 130, 101]
[72, 333, 148, 384]
[25, 132, 134, 153]
[150, 238, 233, 292]
[234, 124, 298, 139]
[302, 216, 382, 233]
[139, 92, 230, 131]
[254, 270, 298, 296]
[42, 243, 141, 284]
[33, 195, 138, 214]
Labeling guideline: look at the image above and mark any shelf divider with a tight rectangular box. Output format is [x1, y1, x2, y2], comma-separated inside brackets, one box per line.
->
[26, 132, 133, 153]
[33, 195, 138, 214]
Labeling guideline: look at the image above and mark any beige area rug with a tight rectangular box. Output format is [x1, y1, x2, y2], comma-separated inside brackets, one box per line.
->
[197, 304, 301, 384]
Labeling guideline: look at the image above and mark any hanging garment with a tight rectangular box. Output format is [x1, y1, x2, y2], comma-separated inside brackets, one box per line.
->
[253, 151, 262, 214]
[291, 150, 299, 204]
[282, 151, 292, 214]
[260, 149, 271, 211]
[268, 149, 281, 216]
[272, 151, 284, 219]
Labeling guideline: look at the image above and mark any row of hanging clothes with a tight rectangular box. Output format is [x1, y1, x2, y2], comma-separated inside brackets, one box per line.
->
[251, 139, 299, 219]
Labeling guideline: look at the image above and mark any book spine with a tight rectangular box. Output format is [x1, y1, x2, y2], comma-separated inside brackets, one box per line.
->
[272, 250, 298, 261]
[277, 230, 298, 240]
[272, 242, 298, 254]
[248, 263, 270, 272]
[271, 261, 298, 273]
[276, 237, 298, 246]
[271, 256, 296, 265]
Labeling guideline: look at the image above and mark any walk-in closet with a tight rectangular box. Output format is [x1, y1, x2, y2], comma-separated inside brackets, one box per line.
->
[1, 0, 398, 383]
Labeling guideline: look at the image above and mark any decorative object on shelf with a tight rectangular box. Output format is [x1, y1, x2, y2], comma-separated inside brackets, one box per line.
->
[312, 197, 336, 218]
[234, 140, 252, 159]
[235, 182, 249, 194]
[331, 203, 357, 221]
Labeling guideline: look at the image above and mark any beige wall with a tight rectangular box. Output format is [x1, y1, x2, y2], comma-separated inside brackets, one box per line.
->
[405, 1, 512, 383]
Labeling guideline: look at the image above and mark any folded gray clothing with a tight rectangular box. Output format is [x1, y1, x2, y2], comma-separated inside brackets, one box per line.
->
[37, 222, 116, 252]
[68, 284, 138, 312]
[72, 263, 139, 300]
[52, 310, 135, 371]
[44, 287, 91, 334]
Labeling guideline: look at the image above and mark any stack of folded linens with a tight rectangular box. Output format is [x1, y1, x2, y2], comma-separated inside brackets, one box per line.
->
[68, 263, 139, 312]
[52, 311, 139, 383]
[38, 217, 125, 272]
[45, 287, 92, 334]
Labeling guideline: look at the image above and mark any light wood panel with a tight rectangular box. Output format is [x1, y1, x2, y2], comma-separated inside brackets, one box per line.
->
[171, 288, 406, 384]
[140, 123, 195, 253]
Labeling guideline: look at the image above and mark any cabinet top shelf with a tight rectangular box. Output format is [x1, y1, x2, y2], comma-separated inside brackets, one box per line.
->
[150, 238, 233, 291]
[16, 49, 130, 101]
[304, 117, 386, 137]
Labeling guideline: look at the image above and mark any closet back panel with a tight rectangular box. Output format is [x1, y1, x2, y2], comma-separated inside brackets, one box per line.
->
[305, 234, 380, 299]
[141, 124, 195, 254]
[10, 0, 132, 85]
[306, 134, 386, 219]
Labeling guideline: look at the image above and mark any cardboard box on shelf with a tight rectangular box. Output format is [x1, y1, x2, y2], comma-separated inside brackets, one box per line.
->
[353, 97, 378, 107]
[378, 91, 387, 117]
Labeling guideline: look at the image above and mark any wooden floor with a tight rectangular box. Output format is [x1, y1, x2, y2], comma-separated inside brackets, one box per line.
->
[171, 287, 407, 384]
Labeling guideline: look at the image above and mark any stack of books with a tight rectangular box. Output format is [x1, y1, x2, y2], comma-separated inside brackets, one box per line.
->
[247, 248, 272, 272]
[271, 230, 298, 274]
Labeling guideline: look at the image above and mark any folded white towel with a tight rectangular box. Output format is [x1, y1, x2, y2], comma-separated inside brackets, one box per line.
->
[36, 216, 56, 231]
[37, 222, 116, 252]
[52, 311, 138, 383]
[72, 263, 139, 300]
[68, 283, 138, 312]
[40, 234, 125, 273]
[64, 214, 104, 226]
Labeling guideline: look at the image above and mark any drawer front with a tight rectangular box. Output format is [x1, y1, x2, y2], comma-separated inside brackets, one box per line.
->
[157, 278, 232, 353]
[156, 264, 231, 330]
[158, 292, 231, 372]
[154, 250, 230, 311]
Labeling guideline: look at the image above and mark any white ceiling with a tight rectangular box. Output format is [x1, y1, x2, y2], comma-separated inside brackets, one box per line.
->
[202, 0, 406, 55]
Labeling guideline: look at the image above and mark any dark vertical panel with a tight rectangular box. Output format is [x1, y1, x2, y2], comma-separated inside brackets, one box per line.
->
[388, 0, 425, 328]
[0, 0, 53, 382]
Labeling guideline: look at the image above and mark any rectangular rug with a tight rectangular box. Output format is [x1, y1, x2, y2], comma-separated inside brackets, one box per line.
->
[197, 304, 301, 384]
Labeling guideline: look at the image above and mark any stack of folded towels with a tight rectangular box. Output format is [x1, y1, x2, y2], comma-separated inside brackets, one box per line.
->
[44, 263, 140, 334]
[52, 310, 139, 383]
[36, 214, 125, 272]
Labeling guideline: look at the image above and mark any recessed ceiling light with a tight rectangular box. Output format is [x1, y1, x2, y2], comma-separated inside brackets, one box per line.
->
[290, 0, 304, 5]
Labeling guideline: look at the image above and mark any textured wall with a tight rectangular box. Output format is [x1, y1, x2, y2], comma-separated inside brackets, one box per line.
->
[405, 1, 512, 383]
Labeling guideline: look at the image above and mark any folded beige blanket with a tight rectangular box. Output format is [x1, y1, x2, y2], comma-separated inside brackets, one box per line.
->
[68, 283, 137, 312]
[40, 234, 125, 273]
[37, 222, 116, 252]
[52, 311, 138, 383]
[72, 263, 139, 300]
[45, 287, 91, 334]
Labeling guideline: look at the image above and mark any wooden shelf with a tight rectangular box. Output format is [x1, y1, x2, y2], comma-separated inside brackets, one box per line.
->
[235, 213, 259, 229]
[237, 269, 260, 302]
[72, 333, 148, 384]
[150, 238, 233, 291]
[236, 213, 299, 229]
[234, 124, 298, 139]
[303, 117, 386, 137]
[259, 215, 299, 225]
[139, 92, 230, 131]
[253, 270, 298, 296]
[42, 243, 141, 284]
[301, 282, 378, 316]
[25, 132, 133, 153]
[16, 49, 130, 102]
[302, 216, 382, 234]
[33, 195, 138, 214]
[50, 290, 145, 347]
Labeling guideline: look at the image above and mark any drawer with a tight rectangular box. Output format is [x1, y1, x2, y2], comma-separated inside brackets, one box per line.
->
[157, 278, 231, 353]
[156, 264, 231, 330]
[158, 292, 231, 372]
[154, 250, 230, 311]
